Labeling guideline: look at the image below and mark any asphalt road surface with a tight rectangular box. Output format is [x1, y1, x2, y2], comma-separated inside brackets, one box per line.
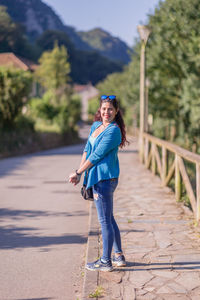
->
[0, 143, 90, 300]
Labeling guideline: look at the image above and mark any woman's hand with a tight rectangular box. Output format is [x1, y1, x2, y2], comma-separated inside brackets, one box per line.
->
[68, 158, 93, 187]
[69, 172, 81, 185]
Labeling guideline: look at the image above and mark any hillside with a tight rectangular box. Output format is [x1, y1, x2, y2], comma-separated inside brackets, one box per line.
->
[0, 0, 131, 64]
[79, 28, 131, 64]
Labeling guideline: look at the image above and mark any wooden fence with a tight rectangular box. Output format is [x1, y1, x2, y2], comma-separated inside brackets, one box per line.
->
[140, 132, 200, 221]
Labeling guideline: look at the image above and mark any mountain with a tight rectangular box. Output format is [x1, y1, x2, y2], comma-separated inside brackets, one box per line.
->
[0, 6, 123, 85]
[78, 28, 131, 64]
[0, 0, 131, 64]
[0, 0, 91, 51]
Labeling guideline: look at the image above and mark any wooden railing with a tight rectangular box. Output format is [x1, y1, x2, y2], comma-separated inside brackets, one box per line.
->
[140, 132, 200, 221]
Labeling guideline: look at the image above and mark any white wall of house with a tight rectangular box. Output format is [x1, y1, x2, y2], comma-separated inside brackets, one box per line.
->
[75, 84, 99, 121]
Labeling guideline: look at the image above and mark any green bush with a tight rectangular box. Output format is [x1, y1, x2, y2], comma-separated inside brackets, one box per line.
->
[88, 97, 99, 121]
[0, 67, 32, 129]
[14, 115, 35, 132]
[29, 93, 59, 121]
[29, 93, 81, 133]
[54, 94, 81, 133]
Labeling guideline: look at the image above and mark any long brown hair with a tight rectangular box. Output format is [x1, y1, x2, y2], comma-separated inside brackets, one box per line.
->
[94, 97, 129, 148]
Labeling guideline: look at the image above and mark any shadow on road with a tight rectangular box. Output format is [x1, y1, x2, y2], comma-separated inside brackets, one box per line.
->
[0, 225, 87, 249]
[0, 208, 88, 249]
[119, 149, 138, 154]
[0, 208, 88, 219]
[114, 261, 200, 272]
[0, 156, 30, 178]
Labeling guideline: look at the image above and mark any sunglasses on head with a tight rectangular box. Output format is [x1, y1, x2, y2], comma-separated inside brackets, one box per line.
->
[101, 95, 116, 101]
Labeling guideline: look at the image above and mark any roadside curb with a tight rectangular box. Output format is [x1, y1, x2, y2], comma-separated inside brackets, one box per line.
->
[82, 201, 99, 300]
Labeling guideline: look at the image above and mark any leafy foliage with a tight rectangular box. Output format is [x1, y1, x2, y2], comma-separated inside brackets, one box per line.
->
[97, 0, 200, 150]
[0, 6, 39, 60]
[94, 52, 140, 128]
[36, 43, 71, 93]
[29, 94, 59, 121]
[29, 93, 81, 134]
[30, 45, 81, 133]
[0, 67, 32, 129]
[145, 0, 200, 150]
[54, 94, 81, 133]
[88, 96, 99, 122]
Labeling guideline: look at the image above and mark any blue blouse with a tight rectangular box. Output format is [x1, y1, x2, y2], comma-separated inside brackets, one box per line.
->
[88, 135, 96, 150]
[83, 121, 122, 189]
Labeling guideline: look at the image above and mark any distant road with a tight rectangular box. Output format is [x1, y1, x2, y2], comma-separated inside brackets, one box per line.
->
[0, 142, 90, 300]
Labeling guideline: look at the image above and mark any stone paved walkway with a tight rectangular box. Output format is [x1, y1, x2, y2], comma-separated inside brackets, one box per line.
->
[97, 138, 200, 300]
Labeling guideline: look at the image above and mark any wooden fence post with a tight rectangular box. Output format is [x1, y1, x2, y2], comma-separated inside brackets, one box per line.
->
[144, 137, 149, 167]
[139, 134, 144, 163]
[162, 146, 167, 186]
[142, 132, 200, 220]
[175, 154, 181, 201]
[151, 143, 156, 175]
[196, 163, 200, 221]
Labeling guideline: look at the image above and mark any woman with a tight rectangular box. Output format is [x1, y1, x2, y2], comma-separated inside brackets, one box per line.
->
[69, 95, 128, 272]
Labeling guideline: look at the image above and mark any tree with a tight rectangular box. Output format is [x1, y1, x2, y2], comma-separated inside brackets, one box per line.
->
[36, 43, 71, 97]
[0, 6, 38, 60]
[95, 0, 200, 148]
[145, 0, 200, 146]
[32, 43, 81, 133]
[0, 67, 32, 129]
[95, 51, 140, 128]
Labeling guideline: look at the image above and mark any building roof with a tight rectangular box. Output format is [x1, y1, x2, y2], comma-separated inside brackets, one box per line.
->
[0, 53, 38, 71]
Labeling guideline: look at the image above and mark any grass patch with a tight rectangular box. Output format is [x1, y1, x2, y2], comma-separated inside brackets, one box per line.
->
[81, 271, 85, 277]
[34, 119, 61, 133]
[89, 286, 104, 298]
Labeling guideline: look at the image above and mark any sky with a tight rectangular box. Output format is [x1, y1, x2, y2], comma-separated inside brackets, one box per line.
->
[42, 0, 162, 47]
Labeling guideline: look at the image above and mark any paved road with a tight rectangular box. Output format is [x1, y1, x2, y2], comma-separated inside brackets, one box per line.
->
[0, 143, 90, 300]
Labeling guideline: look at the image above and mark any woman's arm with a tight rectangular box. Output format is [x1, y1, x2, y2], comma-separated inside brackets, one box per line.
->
[68, 121, 99, 185]
[79, 151, 87, 168]
[77, 159, 93, 174]
[69, 157, 93, 185]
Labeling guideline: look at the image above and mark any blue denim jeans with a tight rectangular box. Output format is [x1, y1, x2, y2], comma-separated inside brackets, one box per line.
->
[92, 178, 122, 263]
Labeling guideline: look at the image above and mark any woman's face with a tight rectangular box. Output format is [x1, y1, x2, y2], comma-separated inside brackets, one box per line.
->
[100, 101, 117, 123]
